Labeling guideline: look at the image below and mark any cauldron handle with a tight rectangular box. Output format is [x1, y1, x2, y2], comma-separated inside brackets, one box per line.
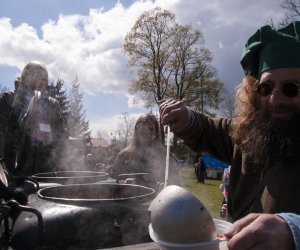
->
[15, 176, 40, 193]
[0, 205, 11, 244]
[7, 200, 44, 243]
[23, 176, 39, 191]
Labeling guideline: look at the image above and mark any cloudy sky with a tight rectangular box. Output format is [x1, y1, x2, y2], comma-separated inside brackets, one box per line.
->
[0, 0, 285, 137]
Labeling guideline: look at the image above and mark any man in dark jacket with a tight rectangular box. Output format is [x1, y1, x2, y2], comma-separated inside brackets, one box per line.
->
[4, 61, 67, 176]
[160, 21, 300, 250]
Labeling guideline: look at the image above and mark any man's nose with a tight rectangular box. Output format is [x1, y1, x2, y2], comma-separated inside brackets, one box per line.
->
[268, 88, 287, 105]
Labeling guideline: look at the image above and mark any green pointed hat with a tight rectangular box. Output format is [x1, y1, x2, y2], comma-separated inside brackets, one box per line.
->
[241, 21, 300, 77]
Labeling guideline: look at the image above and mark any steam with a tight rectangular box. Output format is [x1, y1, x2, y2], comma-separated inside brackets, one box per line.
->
[34, 90, 41, 100]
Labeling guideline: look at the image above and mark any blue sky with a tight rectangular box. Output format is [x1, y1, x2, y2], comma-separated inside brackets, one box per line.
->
[0, 0, 284, 137]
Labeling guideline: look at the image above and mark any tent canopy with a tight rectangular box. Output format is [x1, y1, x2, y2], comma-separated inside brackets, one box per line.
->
[201, 154, 229, 169]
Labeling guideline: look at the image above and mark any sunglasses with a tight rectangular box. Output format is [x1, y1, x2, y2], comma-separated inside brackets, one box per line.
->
[255, 81, 300, 98]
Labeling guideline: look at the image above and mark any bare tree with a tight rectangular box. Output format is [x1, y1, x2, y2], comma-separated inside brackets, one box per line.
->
[124, 7, 224, 146]
[267, 0, 300, 28]
[124, 7, 175, 107]
[281, 0, 300, 21]
[115, 112, 136, 148]
[219, 88, 235, 118]
[168, 24, 220, 102]
[96, 129, 111, 142]
[190, 78, 225, 115]
[124, 8, 223, 106]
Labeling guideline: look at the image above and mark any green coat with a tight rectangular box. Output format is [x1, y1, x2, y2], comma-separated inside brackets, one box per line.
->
[176, 110, 300, 221]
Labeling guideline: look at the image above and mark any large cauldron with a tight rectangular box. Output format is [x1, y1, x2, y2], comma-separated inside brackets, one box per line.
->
[10, 183, 155, 250]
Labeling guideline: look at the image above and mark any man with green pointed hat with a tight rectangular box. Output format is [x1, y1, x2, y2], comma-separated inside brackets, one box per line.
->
[159, 21, 300, 250]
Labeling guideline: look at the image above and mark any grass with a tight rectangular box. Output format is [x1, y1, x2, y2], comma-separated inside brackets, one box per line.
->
[179, 167, 223, 219]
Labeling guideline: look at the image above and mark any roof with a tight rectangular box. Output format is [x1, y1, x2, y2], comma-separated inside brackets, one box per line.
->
[87, 138, 109, 148]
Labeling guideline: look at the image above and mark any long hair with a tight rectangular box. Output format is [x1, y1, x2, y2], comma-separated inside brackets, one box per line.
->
[230, 75, 259, 145]
[132, 113, 160, 148]
[14, 62, 48, 109]
[20, 61, 48, 81]
[116, 113, 161, 164]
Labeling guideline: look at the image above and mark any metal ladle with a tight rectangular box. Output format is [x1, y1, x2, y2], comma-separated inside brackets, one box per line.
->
[164, 125, 171, 188]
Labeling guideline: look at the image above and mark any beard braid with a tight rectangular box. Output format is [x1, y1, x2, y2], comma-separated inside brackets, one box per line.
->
[239, 106, 300, 166]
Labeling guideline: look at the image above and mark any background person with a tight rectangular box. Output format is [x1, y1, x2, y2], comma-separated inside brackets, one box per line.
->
[111, 113, 181, 190]
[194, 158, 200, 182]
[0, 77, 21, 159]
[159, 21, 300, 250]
[198, 156, 206, 184]
[194, 156, 206, 184]
[4, 61, 67, 176]
[220, 165, 230, 218]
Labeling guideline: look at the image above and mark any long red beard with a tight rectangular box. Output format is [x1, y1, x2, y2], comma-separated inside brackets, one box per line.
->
[237, 105, 300, 165]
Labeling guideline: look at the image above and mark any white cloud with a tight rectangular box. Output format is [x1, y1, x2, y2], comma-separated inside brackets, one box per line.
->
[0, 0, 287, 136]
[0, 0, 285, 94]
[0, 1, 155, 94]
[0, 17, 52, 68]
[89, 114, 121, 137]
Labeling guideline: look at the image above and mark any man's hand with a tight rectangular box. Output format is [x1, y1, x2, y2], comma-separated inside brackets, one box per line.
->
[225, 213, 295, 250]
[159, 99, 191, 132]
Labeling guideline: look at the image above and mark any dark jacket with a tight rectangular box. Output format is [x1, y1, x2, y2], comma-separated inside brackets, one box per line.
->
[4, 95, 67, 176]
[176, 110, 300, 221]
[0, 90, 15, 158]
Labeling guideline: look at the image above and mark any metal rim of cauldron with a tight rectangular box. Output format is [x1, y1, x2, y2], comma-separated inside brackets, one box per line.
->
[118, 172, 150, 177]
[117, 172, 150, 181]
[32, 171, 108, 184]
[37, 183, 156, 205]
